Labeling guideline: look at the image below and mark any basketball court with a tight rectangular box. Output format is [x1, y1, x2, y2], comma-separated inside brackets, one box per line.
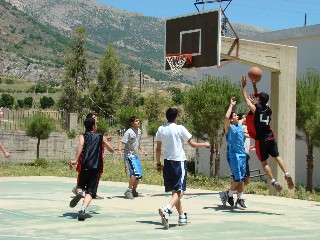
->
[0, 176, 319, 239]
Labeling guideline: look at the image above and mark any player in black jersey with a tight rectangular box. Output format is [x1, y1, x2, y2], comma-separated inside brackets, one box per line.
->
[69, 117, 114, 221]
[241, 75, 294, 192]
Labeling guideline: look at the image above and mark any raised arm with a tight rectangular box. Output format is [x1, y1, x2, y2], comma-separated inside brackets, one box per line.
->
[224, 97, 236, 132]
[241, 76, 256, 113]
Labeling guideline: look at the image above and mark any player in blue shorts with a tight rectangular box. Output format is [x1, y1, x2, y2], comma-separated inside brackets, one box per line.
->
[155, 108, 210, 229]
[118, 116, 147, 199]
[219, 97, 247, 208]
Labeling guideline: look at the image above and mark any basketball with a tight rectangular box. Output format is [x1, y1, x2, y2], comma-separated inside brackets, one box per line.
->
[248, 67, 262, 82]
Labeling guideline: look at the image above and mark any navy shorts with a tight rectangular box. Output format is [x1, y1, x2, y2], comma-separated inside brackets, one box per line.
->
[255, 139, 279, 162]
[244, 154, 250, 177]
[77, 169, 101, 196]
[163, 160, 187, 193]
[124, 154, 143, 180]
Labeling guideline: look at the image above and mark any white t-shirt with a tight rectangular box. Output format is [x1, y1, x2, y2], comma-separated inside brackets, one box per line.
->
[121, 128, 141, 156]
[155, 122, 192, 161]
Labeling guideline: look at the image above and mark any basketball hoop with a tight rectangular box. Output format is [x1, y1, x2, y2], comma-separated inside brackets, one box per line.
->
[165, 54, 192, 75]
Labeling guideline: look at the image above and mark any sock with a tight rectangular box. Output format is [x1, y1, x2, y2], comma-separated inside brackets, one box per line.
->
[237, 192, 243, 199]
[127, 188, 132, 192]
[165, 204, 173, 211]
[228, 190, 233, 197]
[80, 206, 87, 211]
[271, 179, 276, 184]
[179, 213, 186, 219]
[285, 172, 290, 177]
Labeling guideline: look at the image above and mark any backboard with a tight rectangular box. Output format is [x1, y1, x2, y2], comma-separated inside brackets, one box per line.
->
[165, 9, 221, 71]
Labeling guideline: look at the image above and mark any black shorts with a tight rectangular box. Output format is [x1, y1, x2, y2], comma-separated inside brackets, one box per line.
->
[255, 139, 279, 162]
[245, 154, 250, 177]
[163, 160, 187, 193]
[77, 169, 101, 196]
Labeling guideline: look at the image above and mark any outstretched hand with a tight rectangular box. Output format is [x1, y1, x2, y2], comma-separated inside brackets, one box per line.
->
[230, 97, 236, 106]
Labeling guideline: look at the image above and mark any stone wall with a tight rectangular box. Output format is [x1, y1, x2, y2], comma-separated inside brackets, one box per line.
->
[0, 131, 195, 162]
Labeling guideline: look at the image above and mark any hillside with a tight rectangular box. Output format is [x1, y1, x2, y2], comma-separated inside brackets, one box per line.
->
[1, 0, 269, 86]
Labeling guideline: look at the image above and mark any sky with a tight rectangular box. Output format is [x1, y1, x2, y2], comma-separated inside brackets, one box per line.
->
[97, 0, 320, 31]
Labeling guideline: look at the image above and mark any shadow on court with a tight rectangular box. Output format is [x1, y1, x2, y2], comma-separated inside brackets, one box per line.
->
[0, 176, 319, 240]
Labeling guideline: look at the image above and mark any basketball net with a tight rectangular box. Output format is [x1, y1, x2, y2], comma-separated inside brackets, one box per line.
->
[166, 55, 188, 75]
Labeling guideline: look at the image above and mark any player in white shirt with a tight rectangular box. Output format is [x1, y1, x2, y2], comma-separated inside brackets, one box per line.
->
[155, 108, 210, 229]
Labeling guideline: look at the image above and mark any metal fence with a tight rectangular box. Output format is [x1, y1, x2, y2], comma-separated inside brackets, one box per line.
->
[0, 109, 118, 134]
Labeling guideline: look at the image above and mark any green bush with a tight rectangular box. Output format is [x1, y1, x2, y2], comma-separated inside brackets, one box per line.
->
[34, 158, 48, 168]
[67, 129, 77, 139]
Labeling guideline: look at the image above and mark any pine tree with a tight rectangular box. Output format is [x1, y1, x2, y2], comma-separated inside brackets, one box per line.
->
[90, 43, 123, 118]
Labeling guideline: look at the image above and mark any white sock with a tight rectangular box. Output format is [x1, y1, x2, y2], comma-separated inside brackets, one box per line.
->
[127, 188, 132, 192]
[285, 172, 290, 177]
[228, 190, 233, 197]
[237, 192, 243, 199]
[179, 213, 186, 219]
[165, 204, 173, 211]
[80, 206, 87, 211]
[271, 179, 276, 184]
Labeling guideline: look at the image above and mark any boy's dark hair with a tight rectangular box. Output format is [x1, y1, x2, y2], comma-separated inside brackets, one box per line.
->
[259, 92, 269, 106]
[130, 116, 138, 123]
[229, 111, 236, 120]
[238, 113, 245, 120]
[84, 117, 96, 131]
[86, 112, 96, 119]
[166, 108, 178, 122]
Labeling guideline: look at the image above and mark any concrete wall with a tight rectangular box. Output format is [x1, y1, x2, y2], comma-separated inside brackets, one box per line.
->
[0, 130, 194, 163]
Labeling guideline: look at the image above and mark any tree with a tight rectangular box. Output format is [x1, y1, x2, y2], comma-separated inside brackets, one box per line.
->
[116, 106, 143, 130]
[59, 27, 88, 114]
[122, 74, 137, 107]
[89, 44, 123, 118]
[144, 89, 171, 123]
[25, 113, 55, 159]
[24, 97, 33, 108]
[167, 86, 184, 105]
[296, 69, 320, 191]
[0, 94, 14, 108]
[184, 75, 242, 179]
[40, 96, 55, 109]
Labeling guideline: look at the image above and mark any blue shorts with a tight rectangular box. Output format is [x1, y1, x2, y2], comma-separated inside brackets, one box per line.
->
[227, 153, 246, 182]
[124, 155, 143, 180]
[163, 160, 187, 193]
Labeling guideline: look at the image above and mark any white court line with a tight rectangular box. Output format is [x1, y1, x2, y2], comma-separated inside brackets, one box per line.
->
[0, 235, 83, 240]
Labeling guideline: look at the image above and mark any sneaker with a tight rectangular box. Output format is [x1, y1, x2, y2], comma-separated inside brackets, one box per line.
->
[132, 189, 139, 197]
[158, 207, 171, 229]
[226, 191, 234, 207]
[272, 181, 283, 192]
[70, 192, 83, 208]
[285, 174, 294, 189]
[124, 189, 134, 199]
[77, 210, 86, 221]
[219, 191, 227, 206]
[178, 213, 187, 226]
[235, 198, 248, 208]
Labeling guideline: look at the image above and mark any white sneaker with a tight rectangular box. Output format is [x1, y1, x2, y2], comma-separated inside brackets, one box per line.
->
[158, 207, 171, 229]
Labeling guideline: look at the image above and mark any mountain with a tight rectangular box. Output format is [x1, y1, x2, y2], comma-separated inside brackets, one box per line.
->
[1, 0, 269, 86]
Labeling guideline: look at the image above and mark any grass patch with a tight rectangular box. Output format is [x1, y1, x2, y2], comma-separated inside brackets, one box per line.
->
[0, 159, 319, 202]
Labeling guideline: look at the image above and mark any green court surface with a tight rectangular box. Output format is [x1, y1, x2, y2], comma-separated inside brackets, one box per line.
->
[0, 176, 319, 239]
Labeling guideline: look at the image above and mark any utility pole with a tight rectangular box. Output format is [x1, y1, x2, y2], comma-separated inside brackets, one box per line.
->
[139, 68, 142, 93]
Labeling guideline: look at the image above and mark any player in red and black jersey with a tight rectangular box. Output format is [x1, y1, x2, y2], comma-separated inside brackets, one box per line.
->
[69, 117, 114, 221]
[241, 76, 294, 192]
